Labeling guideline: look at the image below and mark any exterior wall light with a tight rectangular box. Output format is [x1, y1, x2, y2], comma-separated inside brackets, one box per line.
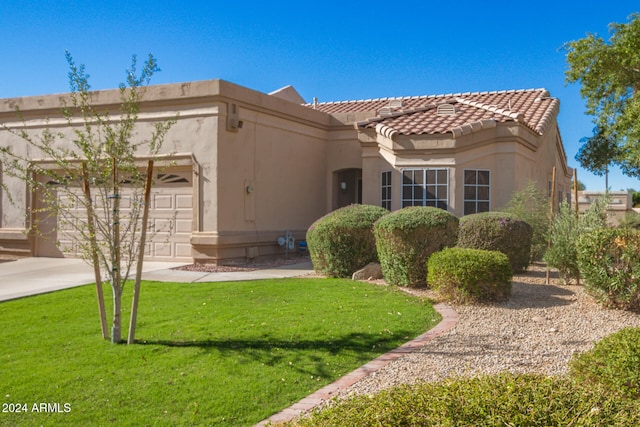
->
[340, 181, 347, 191]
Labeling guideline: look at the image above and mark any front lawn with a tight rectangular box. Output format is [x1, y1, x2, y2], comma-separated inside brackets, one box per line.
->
[0, 278, 439, 426]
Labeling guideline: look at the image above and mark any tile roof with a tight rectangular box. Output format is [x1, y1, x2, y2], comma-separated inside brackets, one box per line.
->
[306, 89, 559, 137]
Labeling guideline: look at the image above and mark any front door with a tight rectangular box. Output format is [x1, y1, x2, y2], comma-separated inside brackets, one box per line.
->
[335, 169, 362, 209]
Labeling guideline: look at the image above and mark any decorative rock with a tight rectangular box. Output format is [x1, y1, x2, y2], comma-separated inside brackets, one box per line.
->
[352, 263, 383, 281]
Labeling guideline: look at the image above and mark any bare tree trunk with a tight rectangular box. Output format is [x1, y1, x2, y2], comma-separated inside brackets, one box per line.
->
[111, 157, 123, 344]
[112, 285, 122, 343]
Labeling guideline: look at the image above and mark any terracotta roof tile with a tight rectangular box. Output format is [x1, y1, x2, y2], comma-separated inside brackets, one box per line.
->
[307, 88, 558, 137]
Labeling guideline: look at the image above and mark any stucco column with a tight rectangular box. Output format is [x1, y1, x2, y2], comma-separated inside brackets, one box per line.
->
[361, 142, 380, 206]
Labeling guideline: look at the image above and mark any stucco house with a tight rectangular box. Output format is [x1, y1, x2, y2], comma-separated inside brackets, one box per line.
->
[0, 80, 572, 263]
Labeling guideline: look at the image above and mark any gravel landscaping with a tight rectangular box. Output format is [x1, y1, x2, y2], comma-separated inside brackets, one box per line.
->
[339, 262, 640, 397]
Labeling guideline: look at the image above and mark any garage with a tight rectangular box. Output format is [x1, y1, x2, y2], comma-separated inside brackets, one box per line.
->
[34, 167, 194, 262]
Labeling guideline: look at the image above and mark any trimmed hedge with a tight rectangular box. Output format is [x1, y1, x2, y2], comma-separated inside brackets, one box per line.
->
[285, 373, 640, 426]
[570, 327, 640, 400]
[306, 204, 389, 277]
[374, 207, 458, 287]
[427, 247, 512, 304]
[458, 212, 532, 273]
[577, 228, 640, 310]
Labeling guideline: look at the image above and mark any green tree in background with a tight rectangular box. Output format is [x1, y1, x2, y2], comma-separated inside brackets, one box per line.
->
[565, 13, 640, 177]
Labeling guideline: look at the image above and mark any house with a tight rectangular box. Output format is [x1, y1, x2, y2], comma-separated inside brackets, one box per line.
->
[576, 190, 634, 225]
[0, 80, 572, 263]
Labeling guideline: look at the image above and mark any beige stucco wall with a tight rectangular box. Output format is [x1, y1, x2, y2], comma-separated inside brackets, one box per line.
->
[0, 79, 334, 262]
[357, 120, 571, 217]
[0, 79, 572, 262]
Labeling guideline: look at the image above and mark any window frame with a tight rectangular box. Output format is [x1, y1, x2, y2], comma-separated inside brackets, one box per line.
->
[463, 169, 491, 215]
[401, 168, 449, 210]
[381, 170, 392, 210]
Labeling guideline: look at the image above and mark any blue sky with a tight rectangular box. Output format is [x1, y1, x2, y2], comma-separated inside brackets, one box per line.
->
[1, 1, 638, 191]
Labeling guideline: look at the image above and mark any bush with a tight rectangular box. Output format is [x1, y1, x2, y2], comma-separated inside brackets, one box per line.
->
[576, 227, 640, 310]
[544, 197, 609, 284]
[285, 373, 640, 426]
[427, 248, 512, 304]
[373, 207, 458, 287]
[457, 212, 532, 273]
[620, 210, 640, 229]
[502, 181, 550, 260]
[306, 204, 388, 277]
[570, 327, 640, 400]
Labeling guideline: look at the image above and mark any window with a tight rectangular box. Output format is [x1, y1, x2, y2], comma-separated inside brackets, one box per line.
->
[463, 169, 490, 215]
[381, 171, 392, 210]
[401, 168, 449, 210]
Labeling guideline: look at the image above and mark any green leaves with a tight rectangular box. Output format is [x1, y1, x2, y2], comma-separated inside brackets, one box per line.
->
[565, 13, 640, 177]
[306, 204, 389, 277]
[427, 247, 512, 304]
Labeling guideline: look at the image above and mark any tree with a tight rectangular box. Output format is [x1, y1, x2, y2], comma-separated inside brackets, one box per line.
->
[565, 13, 640, 177]
[573, 179, 586, 191]
[0, 52, 176, 343]
[501, 181, 550, 261]
[575, 127, 620, 189]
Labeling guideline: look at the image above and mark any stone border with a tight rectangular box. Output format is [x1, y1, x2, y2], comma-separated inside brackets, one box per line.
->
[255, 303, 460, 426]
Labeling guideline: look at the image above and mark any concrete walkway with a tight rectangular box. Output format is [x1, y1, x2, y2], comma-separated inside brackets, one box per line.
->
[0, 257, 314, 302]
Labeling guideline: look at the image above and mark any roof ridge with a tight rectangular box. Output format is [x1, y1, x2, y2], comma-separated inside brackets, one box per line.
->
[306, 88, 549, 107]
[455, 97, 524, 122]
[354, 104, 438, 128]
[533, 98, 560, 134]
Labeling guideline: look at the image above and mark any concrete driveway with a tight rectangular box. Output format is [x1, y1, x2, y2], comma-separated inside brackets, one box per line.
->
[0, 257, 189, 302]
[0, 257, 314, 302]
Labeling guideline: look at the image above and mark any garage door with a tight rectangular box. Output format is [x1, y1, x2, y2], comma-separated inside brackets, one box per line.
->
[35, 168, 194, 262]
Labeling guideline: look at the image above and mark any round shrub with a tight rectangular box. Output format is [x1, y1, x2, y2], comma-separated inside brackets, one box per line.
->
[427, 247, 512, 303]
[373, 206, 458, 287]
[457, 212, 532, 273]
[570, 327, 640, 400]
[306, 204, 389, 277]
[576, 228, 640, 310]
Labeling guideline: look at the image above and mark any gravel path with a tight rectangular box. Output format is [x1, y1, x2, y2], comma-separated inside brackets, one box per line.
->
[341, 263, 640, 396]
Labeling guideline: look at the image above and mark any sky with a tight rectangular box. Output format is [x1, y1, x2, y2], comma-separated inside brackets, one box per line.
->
[1, 0, 638, 191]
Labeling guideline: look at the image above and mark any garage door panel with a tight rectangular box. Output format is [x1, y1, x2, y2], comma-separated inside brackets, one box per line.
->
[175, 219, 192, 234]
[38, 168, 194, 262]
[176, 194, 192, 209]
[154, 194, 174, 209]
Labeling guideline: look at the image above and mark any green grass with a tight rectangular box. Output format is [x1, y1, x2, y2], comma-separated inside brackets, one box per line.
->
[0, 278, 439, 426]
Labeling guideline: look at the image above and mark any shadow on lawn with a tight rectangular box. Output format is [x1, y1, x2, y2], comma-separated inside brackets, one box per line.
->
[139, 331, 414, 376]
[141, 331, 409, 353]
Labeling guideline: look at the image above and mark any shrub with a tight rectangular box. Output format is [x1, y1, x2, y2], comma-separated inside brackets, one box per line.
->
[570, 327, 640, 400]
[373, 207, 458, 287]
[306, 204, 388, 277]
[576, 227, 640, 310]
[502, 181, 550, 260]
[544, 197, 610, 284]
[457, 212, 532, 273]
[427, 248, 512, 304]
[286, 373, 640, 426]
[543, 201, 580, 284]
[620, 210, 640, 229]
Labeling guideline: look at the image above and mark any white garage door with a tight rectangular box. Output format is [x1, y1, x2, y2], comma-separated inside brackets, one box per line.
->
[36, 169, 194, 262]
